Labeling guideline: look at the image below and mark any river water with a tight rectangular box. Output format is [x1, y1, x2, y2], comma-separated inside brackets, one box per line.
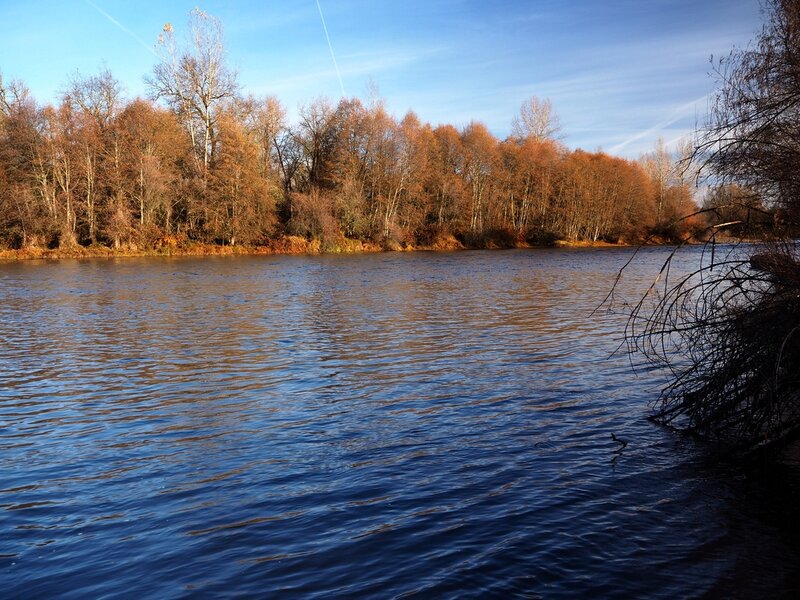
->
[2, 248, 799, 598]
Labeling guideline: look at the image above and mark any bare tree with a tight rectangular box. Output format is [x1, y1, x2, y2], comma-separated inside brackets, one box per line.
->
[640, 138, 673, 223]
[0, 72, 31, 116]
[296, 97, 337, 190]
[626, 0, 800, 458]
[146, 8, 238, 179]
[696, 0, 800, 225]
[64, 69, 122, 131]
[511, 96, 562, 142]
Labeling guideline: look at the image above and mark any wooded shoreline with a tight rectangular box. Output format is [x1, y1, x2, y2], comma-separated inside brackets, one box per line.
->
[0, 233, 633, 261]
[2, 8, 721, 262]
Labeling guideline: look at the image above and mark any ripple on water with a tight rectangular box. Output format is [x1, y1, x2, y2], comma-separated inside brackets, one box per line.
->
[1, 248, 800, 598]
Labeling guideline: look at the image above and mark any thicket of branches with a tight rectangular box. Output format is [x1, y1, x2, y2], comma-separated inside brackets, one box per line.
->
[627, 0, 800, 458]
[0, 9, 703, 254]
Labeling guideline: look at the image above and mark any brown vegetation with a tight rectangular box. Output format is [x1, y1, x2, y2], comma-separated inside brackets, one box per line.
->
[0, 9, 710, 260]
[624, 0, 800, 459]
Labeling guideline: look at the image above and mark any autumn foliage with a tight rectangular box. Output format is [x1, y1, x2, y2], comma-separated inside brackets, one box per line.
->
[0, 10, 700, 254]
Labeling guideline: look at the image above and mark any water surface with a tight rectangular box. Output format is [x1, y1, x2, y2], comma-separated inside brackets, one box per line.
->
[2, 248, 799, 598]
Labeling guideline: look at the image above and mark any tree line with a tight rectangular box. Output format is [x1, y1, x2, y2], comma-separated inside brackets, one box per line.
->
[0, 8, 702, 254]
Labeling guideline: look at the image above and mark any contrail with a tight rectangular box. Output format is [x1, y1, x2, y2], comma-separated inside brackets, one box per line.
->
[315, 0, 346, 98]
[84, 0, 157, 56]
[610, 93, 708, 155]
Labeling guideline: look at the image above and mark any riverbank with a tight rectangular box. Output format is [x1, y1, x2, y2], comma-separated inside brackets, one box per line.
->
[0, 234, 636, 261]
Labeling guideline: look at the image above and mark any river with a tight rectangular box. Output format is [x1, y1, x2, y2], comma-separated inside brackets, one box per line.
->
[2, 247, 799, 598]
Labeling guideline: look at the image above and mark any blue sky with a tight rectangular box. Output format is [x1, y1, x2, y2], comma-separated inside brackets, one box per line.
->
[0, 0, 761, 157]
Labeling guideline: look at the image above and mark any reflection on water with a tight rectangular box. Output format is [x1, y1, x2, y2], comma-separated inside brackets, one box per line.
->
[1, 248, 799, 598]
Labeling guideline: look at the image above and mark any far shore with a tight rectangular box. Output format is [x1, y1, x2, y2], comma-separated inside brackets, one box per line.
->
[0, 234, 647, 262]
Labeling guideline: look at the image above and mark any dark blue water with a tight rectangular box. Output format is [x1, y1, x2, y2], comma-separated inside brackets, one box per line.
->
[2, 248, 799, 598]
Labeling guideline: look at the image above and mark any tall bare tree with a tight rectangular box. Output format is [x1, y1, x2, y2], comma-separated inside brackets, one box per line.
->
[146, 8, 238, 180]
[511, 96, 563, 142]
